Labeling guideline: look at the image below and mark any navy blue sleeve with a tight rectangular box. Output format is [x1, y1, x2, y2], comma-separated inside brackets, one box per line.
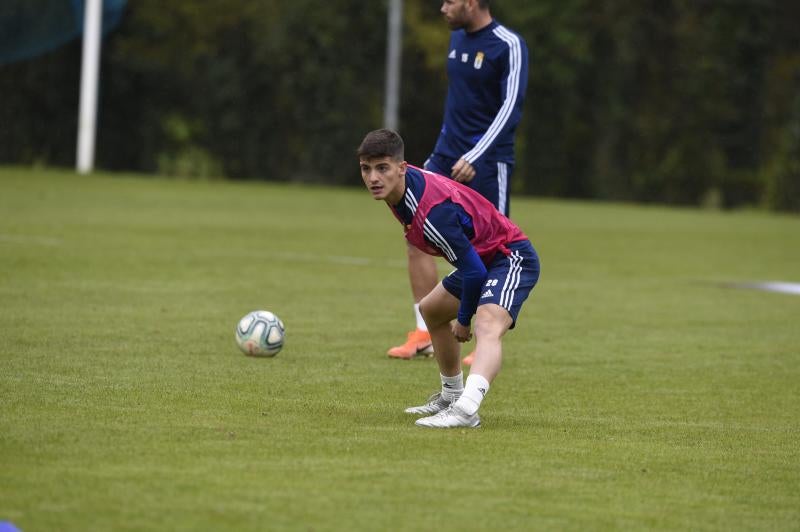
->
[425, 202, 488, 326]
[462, 32, 529, 166]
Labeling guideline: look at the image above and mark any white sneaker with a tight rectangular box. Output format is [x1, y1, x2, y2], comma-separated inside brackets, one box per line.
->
[404, 392, 458, 416]
[414, 405, 480, 428]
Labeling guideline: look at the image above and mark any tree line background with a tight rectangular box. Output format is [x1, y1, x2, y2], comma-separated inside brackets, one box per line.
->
[1, 0, 798, 211]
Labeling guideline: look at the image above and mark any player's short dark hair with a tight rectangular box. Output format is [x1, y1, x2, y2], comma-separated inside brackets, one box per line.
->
[357, 129, 404, 161]
[478, 0, 490, 9]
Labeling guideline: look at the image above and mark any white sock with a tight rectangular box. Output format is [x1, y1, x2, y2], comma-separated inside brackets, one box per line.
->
[414, 304, 427, 331]
[441, 372, 463, 401]
[455, 374, 490, 416]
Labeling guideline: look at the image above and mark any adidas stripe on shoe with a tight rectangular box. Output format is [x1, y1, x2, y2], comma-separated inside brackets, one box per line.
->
[403, 392, 458, 416]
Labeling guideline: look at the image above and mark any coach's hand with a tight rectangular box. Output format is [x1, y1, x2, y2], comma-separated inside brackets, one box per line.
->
[452, 321, 473, 343]
[451, 158, 476, 183]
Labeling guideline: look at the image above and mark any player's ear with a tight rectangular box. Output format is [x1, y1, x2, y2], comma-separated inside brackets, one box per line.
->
[399, 160, 408, 174]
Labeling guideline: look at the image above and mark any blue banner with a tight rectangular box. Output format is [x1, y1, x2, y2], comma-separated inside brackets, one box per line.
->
[0, 0, 127, 64]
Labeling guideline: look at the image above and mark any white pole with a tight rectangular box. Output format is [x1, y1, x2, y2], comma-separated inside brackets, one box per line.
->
[76, 0, 103, 174]
[383, 0, 403, 131]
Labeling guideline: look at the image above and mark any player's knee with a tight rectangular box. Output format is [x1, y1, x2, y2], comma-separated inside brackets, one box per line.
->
[418, 298, 435, 324]
[418, 298, 446, 328]
[473, 318, 501, 341]
[473, 306, 510, 340]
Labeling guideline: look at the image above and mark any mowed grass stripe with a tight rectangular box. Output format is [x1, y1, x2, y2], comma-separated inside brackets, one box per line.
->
[0, 167, 798, 531]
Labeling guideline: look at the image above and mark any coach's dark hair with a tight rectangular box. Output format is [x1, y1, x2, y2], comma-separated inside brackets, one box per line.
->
[357, 129, 404, 161]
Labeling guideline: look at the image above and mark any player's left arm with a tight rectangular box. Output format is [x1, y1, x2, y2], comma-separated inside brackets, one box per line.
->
[425, 203, 488, 341]
[458, 32, 529, 172]
[450, 245, 487, 342]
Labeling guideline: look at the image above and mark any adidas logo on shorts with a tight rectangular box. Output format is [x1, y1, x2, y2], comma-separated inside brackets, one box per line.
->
[481, 289, 494, 299]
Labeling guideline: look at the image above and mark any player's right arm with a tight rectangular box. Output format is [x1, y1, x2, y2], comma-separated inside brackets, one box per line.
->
[458, 30, 529, 173]
[450, 158, 476, 184]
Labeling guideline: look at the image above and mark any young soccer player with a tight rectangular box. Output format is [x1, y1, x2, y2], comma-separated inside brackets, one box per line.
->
[358, 129, 540, 428]
[389, 0, 530, 365]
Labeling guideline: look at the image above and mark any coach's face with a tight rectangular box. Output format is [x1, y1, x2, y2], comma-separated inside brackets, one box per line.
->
[360, 156, 407, 205]
[441, 0, 472, 30]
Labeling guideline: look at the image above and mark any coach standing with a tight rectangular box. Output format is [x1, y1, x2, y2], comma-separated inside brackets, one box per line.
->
[387, 0, 530, 365]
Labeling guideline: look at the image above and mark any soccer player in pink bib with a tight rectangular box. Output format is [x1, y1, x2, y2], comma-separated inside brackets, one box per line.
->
[358, 129, 540, 428]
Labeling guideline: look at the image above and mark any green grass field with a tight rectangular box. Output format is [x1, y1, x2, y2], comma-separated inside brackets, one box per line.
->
[1, 167, 798, 531]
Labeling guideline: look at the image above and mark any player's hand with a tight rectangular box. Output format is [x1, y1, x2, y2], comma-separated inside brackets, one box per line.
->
[451, 158, 476, 183]
[451, 321, 472, 343]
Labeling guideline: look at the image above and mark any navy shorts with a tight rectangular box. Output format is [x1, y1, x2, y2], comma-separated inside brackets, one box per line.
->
[441, 240, 540, 328]
[425, 153, 514, 216]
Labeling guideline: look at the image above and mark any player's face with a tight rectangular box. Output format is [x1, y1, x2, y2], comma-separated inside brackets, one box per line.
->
[441, 0, 471, 30]
[360, 156, 407, 204]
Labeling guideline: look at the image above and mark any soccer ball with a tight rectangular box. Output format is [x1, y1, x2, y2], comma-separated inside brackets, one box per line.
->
[235, 310, 285, 357]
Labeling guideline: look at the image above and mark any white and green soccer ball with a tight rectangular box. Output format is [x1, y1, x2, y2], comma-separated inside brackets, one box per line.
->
[235, 310, 285, 357]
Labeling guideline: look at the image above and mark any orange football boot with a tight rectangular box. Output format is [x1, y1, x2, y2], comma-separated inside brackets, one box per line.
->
[387, 329, 434, 359]
[462, 350, 476, 366]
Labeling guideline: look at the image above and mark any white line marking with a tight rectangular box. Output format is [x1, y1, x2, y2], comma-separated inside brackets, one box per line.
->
[732, 281, 800, 296]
